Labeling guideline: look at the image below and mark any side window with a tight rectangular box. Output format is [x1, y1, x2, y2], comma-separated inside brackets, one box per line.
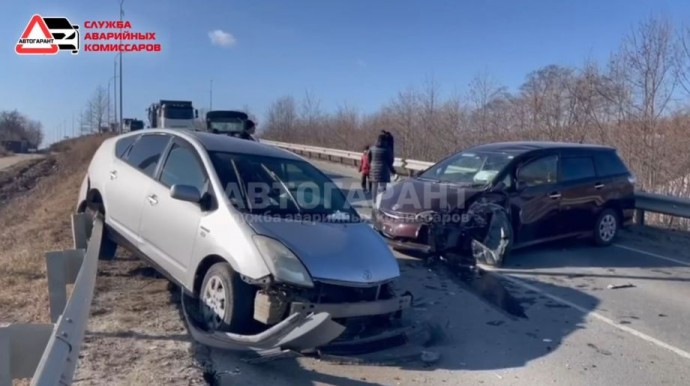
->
[159, 143, 208, 192]
[517, 155, 558, 187]
[115, 135, 138, 159]
[125, 134, 171, 177]
[561, 157, 596, 182]
[594, 151, 629, 177]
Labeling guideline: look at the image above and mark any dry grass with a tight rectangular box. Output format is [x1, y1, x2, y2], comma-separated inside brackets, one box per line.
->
[0, 133, 112, 323]
[0, 133, 208, 385]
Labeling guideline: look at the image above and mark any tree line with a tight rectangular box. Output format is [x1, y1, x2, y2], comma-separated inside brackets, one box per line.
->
[0, 110, 43, 154]
[261, 16, 690, 200]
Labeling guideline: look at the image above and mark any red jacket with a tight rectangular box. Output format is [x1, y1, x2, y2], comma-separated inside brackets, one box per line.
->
[359, 151, 370, 174]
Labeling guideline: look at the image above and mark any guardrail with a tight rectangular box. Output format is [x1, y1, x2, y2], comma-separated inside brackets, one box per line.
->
[261, 139, 690, 222]
[1, 213, 100, 386]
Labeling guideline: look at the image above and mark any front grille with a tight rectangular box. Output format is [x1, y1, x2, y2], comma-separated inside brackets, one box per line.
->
[311, 282, 392, 303]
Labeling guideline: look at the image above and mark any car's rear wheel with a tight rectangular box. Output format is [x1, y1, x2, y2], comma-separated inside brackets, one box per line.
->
[199, 262, 255, 333]
[594, 208, 619, 246]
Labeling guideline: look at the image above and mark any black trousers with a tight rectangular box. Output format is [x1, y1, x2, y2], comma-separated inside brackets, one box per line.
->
[361, 173, 372, 191]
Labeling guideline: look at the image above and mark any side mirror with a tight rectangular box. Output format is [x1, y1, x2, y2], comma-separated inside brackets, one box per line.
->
[170, 184, 201, 203]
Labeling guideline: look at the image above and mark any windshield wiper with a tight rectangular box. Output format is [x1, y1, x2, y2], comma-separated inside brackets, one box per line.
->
[417, 176, 439, 182]
[262, 166, 302, 214]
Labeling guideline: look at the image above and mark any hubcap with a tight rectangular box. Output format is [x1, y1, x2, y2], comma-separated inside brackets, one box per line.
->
[599, 214, 617, 242]
[200, 276, 226, 330]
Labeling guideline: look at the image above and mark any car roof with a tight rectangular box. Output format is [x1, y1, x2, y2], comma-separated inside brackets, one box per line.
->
[124, 129, 304, 161]
[466, 141, 615, 156]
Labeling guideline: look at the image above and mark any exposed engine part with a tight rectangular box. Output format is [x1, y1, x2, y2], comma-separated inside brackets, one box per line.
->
[254, 290, 289, 325]
[425, 199, 511, 265]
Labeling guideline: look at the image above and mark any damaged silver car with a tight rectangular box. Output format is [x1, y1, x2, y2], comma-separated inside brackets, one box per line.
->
[76, 129, 414, 353]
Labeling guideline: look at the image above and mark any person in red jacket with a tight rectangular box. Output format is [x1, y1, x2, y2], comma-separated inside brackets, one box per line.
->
[359, 144, 372, 193]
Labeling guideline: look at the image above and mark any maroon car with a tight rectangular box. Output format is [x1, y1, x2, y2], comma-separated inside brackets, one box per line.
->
[371, 141, 636, 266]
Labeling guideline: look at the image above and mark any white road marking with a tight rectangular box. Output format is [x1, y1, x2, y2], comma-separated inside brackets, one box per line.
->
[614, 243, 690, 268]
[483, 267, 690, 361]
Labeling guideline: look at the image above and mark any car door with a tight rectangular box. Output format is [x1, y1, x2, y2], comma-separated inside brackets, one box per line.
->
[558, 155, 600, 235]
[104, 133, 172, 245]
[510, 153, 562, 244]
[138, 138, 210, 283]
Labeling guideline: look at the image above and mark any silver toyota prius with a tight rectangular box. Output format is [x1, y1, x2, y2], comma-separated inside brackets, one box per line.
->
[76, 129, 411, 350]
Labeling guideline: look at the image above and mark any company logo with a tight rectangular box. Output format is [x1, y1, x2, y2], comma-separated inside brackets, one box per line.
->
[362, 269, 372, 281]
[16, 14, 80, 55]
[15, 14, 163, 56]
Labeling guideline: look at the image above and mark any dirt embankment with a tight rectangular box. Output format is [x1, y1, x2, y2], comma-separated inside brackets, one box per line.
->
[0, 134, 208, 385]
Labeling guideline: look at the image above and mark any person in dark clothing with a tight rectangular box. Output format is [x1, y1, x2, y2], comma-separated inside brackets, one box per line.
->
[380, 130, 396, 175]
[368, 134, 394, 196]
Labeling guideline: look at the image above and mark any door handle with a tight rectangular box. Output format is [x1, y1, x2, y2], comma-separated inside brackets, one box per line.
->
[548, 192, 561, 199]
[109, 170, 117, 180]
[594, 183, 605, 189]
[147, 194, 158, 205]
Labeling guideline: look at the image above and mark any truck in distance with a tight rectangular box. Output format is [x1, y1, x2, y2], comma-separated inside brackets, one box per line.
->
[205, 110, 256, 140]
[147, 100, 198, 129]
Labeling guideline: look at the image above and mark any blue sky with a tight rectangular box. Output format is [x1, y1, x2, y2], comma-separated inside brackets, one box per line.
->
[2, 0, 690, 145]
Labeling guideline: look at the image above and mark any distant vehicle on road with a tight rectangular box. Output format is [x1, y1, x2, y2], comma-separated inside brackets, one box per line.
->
[147, 100, 198, 129]
[76, 129, 410, 343]
[205, 110, 256, 140]
[123, 118, 144, 132]
[372, 141, 636, 267]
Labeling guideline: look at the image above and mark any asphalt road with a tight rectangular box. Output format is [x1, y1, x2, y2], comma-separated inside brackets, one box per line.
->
[0, 153, 43, 171]
[209, 159, 690, 386]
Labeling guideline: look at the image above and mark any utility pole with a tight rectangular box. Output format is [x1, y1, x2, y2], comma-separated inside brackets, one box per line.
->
[210, 79, 213, 111]
[72, 113, 75, 137]
[119, 0, 124, 133]
[113, 57, 118, 130]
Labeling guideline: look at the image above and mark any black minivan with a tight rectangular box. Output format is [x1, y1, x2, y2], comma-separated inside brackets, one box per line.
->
[372, 141, 636, 266]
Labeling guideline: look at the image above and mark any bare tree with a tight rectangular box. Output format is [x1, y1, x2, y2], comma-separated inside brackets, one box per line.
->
[0, 110, 44, 148]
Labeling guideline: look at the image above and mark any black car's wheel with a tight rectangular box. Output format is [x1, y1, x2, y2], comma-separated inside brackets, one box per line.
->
[198, 262, 255, 333]
[593, 208, 619, 246]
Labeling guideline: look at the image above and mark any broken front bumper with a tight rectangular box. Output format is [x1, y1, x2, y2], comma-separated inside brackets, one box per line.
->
[181, 290, 415, 357]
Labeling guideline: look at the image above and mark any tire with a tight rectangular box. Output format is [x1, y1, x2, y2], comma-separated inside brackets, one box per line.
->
[593, 208, 619, 246]
[83, 203, 118, 260]
[198, 262, 255, 333]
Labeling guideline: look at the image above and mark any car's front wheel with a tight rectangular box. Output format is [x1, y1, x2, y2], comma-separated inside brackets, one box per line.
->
[199, 262, 255, 333]
[593, 208, 619, 246]
[82, 201, 117, 260]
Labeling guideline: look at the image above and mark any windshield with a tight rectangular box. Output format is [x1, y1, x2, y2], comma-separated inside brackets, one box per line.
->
[419, 151, 513, 186]
[210, 152, 358, 221]
[209, 120, 245, 133]
[163, 107, 194, 120]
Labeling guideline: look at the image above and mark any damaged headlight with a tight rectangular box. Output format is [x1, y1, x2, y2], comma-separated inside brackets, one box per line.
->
[415, 210, 437, 223]
[252, 235, 314, 288]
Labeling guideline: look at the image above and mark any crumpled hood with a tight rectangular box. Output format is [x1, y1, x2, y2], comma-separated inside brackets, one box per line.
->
[379, 177, 484, 214]
[248, 218, 400, 285]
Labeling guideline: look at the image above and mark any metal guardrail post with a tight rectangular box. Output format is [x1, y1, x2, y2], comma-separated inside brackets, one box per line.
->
[0, 323, 54, 386]
[45, 250, 87, 323]
[636, 209, 645, 226]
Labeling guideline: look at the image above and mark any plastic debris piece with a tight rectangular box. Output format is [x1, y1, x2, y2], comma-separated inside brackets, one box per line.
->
[607, 283, 635, 289]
